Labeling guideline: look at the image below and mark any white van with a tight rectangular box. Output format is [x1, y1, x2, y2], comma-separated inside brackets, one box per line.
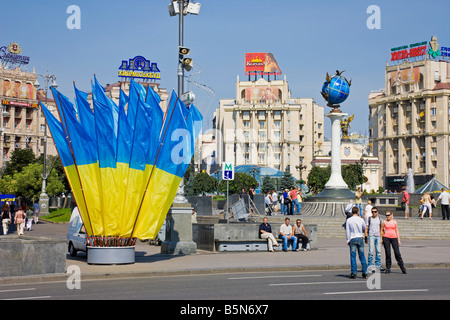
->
[67, 207, 87, 257]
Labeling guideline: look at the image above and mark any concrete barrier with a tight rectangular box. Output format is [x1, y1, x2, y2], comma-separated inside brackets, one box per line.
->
[0, 236, 66, 277]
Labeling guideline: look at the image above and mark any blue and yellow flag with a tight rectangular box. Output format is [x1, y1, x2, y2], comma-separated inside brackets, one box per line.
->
[42, 78, 202, 241]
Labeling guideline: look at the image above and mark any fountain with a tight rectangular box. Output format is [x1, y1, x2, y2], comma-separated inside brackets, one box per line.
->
[406, 168, 415, 193]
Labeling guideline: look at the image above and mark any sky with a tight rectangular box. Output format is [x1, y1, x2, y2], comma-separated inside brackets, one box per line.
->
[2, 0, 450, 138]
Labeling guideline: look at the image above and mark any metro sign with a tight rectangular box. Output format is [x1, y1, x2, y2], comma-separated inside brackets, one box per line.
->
[222, 162, 234, 181]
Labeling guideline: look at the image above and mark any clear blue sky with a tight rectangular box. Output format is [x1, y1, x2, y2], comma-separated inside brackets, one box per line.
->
[2, 0, 450, 137]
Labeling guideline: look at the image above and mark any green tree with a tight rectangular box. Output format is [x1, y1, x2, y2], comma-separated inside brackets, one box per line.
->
[3, 149, 37, 176]
[280, 168, 295, 191]
[11, 163, 65, 199]
[307, 166, 331, 194]
[219, 172, 258, 194]
[342, 164, 364, 190]
[261, 175, 276, 194]
[192, 172, 218, 195]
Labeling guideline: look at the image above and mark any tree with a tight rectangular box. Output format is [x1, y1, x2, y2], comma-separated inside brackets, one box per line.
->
[3, 149, 37, 176]
[219, 172, 258, 195]
[342, 164, 364, 190]
[280, 168, 295, 191]
[192, 172, 218, 195]
[261, 175, 276, 194]
[307, 166, 331, 194]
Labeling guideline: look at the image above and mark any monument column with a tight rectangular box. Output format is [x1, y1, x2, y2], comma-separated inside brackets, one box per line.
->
[324, 112, 349, 189]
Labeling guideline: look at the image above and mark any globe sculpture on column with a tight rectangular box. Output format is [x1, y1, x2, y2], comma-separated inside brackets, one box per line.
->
[314, 70, 355, 199]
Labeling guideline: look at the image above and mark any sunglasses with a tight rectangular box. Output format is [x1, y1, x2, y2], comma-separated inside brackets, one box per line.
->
[385, 214, 391, 217]
[372, 210, 378, 213]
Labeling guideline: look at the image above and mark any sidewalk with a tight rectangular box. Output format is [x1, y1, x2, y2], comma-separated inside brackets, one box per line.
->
[2, 221, 450, 283]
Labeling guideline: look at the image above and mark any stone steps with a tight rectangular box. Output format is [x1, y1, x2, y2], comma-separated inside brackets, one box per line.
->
[254, 215, 450, 240]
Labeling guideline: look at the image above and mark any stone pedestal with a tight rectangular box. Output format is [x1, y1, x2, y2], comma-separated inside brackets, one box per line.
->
[39, 192, 50, 216]
[161, 203, 197, 255]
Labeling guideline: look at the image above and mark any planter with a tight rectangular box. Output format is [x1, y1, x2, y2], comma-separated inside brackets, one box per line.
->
[87, 246, 135, 265]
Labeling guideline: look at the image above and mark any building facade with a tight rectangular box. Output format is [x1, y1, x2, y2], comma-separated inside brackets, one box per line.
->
[0, 65, 57, 169]
[369, 36, 450, 190]
[215, 75, 324, 181]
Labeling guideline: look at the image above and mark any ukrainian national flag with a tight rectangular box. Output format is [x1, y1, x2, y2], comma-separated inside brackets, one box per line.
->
[42, 78, 202, 241]
[132, 91, 202, 239]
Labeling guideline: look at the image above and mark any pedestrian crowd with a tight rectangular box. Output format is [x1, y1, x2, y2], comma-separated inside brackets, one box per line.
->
[1, 200, 41, 236]
[264, 187, 303, 216]
[345, 205, 407, 278]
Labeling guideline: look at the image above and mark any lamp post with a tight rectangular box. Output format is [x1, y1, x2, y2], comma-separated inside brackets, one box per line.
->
[355, 156, 369, 192]
[295, 164, 307, 180]
[169, 0, 201, 204]
[33, 69, 57, 216]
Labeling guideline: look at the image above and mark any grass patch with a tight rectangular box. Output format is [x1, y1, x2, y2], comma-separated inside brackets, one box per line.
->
[42, 208, 72, 223]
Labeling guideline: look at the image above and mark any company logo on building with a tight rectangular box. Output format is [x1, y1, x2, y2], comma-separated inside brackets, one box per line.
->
[389, 36, 449, 66]
[118, 56, 161, 81]
[0, 42, 30, 69]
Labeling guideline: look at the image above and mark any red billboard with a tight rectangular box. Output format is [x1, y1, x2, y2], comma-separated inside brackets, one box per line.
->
[245, 52, 282, 75]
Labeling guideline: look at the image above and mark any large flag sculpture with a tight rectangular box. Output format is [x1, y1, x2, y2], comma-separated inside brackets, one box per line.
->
[41, 77, 202, 245]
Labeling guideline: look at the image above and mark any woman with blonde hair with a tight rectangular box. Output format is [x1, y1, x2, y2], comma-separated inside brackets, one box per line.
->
[381, 211, 406, 274]
[420, 191, 433, 219]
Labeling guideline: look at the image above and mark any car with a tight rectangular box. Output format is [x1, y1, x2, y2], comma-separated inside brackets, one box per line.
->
[66, 207, 87, 257]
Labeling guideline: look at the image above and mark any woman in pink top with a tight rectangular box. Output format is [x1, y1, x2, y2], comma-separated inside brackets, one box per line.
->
[381, 211, 406, 274]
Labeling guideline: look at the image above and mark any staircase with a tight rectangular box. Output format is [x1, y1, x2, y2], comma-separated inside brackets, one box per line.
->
[256, 215, 450, 240]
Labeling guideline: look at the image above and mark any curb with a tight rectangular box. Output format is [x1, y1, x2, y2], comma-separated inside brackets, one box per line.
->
[2, 263, 450, 285]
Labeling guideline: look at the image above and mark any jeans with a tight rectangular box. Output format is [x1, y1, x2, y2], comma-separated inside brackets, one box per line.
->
[349, 237, 368, 275]
[356, 203, 363, 217]
[279, 235, 298, 251]
[280, 203, 286, 215]
[368, 235, 381, 268]
[292, 199, 301, 214]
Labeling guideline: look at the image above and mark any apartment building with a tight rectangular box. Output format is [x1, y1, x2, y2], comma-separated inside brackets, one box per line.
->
[215, 75, 324, 181]
[369, 36, 450, 190]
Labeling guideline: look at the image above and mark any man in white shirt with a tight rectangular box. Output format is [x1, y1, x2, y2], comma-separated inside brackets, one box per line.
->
[437, 188, 450, 220]
[279, 217, 298, 251]
[345, 206, 368, 279]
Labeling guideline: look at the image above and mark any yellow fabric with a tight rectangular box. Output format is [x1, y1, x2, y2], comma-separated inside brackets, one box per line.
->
[77, 163, 104, 236]
[132, 167, 182, 240]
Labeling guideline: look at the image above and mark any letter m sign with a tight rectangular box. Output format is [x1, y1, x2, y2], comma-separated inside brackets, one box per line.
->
[222, 162, 234, 181]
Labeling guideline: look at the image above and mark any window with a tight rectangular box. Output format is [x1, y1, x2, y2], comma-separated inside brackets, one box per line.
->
[259, 121, 265, 129]
[431, 107, 437, 116]
[40, 124, 46, 132]
[274, 120, 281, 129]
[243, 120, 249, 128]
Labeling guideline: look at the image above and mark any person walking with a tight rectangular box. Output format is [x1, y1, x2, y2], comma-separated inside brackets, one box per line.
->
[259, 217, 280, 252]
[279, 217, 298, 251]
[401, 187, 410, 219]
[345, 206, 368, 279]
[1, 202, 12, 235]
[381, 211, 406, 274]
[293, 219, 309, 251]
[32, 200, 40, 224]
[420, 191, 433, 219]
[26, 206, 34, 231]
[14, 206, 26, 236]
[355, 187, 363, 217]
[271, 190, 278, 213]
[283, 189, 291, 215]
[289, 187, 300, 215]
[436, 188, 450, 220]
[365, 206, 383, 272]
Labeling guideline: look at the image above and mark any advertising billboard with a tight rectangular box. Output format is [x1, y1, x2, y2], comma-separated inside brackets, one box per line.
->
[245, 52, 282, 75]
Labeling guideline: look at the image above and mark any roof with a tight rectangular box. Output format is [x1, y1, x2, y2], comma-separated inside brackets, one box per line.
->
[434, 82, 450, 90]
[414, 177, 449, 194]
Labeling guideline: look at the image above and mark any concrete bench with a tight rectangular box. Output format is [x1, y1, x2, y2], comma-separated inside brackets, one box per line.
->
[216, 237, 313, 252]
[193, 222, 317, 252]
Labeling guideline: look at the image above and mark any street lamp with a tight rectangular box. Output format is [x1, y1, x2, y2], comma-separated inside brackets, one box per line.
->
[295, 164, 307, 180]
[169, 0, 201, 203]
[34, 68, 57, 216]
[355, 156, 369, 192]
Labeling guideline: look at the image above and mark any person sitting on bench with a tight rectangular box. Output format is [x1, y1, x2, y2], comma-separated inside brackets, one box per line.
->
[279, 217, 298, 251]
[259, 217, 280, 252]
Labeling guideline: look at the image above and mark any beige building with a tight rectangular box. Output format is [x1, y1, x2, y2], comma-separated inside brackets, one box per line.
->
[369, 36, 450, 190]
[0, 65, 57, 169]
[215, 75, 324, 180]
